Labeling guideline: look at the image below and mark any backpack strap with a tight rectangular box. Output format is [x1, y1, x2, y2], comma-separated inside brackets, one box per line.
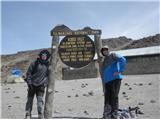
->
[31, 60, 39, 75]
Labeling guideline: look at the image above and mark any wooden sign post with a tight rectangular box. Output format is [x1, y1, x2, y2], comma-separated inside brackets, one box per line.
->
[94, 35, 105, 92]
[44, 35, 59, 118]
[44, 25, 103, 118]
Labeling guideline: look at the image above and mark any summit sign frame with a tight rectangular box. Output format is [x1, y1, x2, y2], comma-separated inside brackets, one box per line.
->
[44, 25, 103, 118]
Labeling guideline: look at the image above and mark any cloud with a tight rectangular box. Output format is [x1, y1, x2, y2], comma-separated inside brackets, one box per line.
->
[119, 7, 159, 39]
[99, 2, 159, 39]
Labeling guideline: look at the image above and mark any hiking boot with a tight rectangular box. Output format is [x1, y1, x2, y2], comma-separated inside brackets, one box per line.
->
[103, 104, 112, 119]
[103, 112, 112, 119]
[111, 110, 119, 119]
[38, 114, 44, 119]
[25, 111, 31, 119]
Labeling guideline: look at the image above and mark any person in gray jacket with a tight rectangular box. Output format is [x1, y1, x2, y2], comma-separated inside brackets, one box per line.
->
[25, 50, 50, 119]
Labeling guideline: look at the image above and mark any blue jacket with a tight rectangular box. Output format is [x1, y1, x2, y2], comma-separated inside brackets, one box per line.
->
[102, 53, 126, 83]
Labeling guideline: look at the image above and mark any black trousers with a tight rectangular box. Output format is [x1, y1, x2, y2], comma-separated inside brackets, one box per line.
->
[25, 85, 45, 115]
[104, 79, 121, 112]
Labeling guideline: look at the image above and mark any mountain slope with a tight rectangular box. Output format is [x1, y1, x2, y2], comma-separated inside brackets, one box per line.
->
[1, 34, 160, 82]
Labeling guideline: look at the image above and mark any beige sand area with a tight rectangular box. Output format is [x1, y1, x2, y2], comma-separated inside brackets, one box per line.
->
[1, 74, 160, 119]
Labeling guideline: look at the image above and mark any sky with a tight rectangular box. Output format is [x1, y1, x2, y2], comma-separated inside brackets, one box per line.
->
[1, 0, 160, 55]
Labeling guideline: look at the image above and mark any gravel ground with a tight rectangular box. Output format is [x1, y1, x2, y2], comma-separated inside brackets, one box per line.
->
[1, 74, 160, 119]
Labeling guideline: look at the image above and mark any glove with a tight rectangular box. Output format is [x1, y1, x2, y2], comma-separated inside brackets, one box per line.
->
[26, 77, 32, 85]
[26, 77, 33, 90]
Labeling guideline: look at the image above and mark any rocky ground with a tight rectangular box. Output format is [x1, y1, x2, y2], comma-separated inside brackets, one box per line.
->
[1, 74, 159, 119]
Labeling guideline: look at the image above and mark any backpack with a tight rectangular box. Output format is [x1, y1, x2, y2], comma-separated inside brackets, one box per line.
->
[31, 60, 39, 75]
[103, 105, 143, 119]
[117, 107, 143, 119]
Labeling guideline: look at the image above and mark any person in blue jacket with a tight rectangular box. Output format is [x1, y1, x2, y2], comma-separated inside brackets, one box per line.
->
[101, 45, 126, 119]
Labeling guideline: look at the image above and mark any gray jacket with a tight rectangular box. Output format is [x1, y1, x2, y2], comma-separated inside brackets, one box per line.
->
[26, 59, 49, 86]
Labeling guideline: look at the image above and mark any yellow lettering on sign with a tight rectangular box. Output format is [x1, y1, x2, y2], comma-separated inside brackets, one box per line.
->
[63, 59, 70, 62]
[68, 37, 76, 42]
[70, 52, 77, 55]
[71, 58, 77, 61]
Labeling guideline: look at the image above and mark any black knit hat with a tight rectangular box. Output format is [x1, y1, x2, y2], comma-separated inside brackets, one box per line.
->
[39, 50, 51, 60]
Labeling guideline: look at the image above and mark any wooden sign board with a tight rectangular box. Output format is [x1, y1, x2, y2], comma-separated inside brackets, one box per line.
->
[58, 35, 95, 68]
[52, 30, 101, 36]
